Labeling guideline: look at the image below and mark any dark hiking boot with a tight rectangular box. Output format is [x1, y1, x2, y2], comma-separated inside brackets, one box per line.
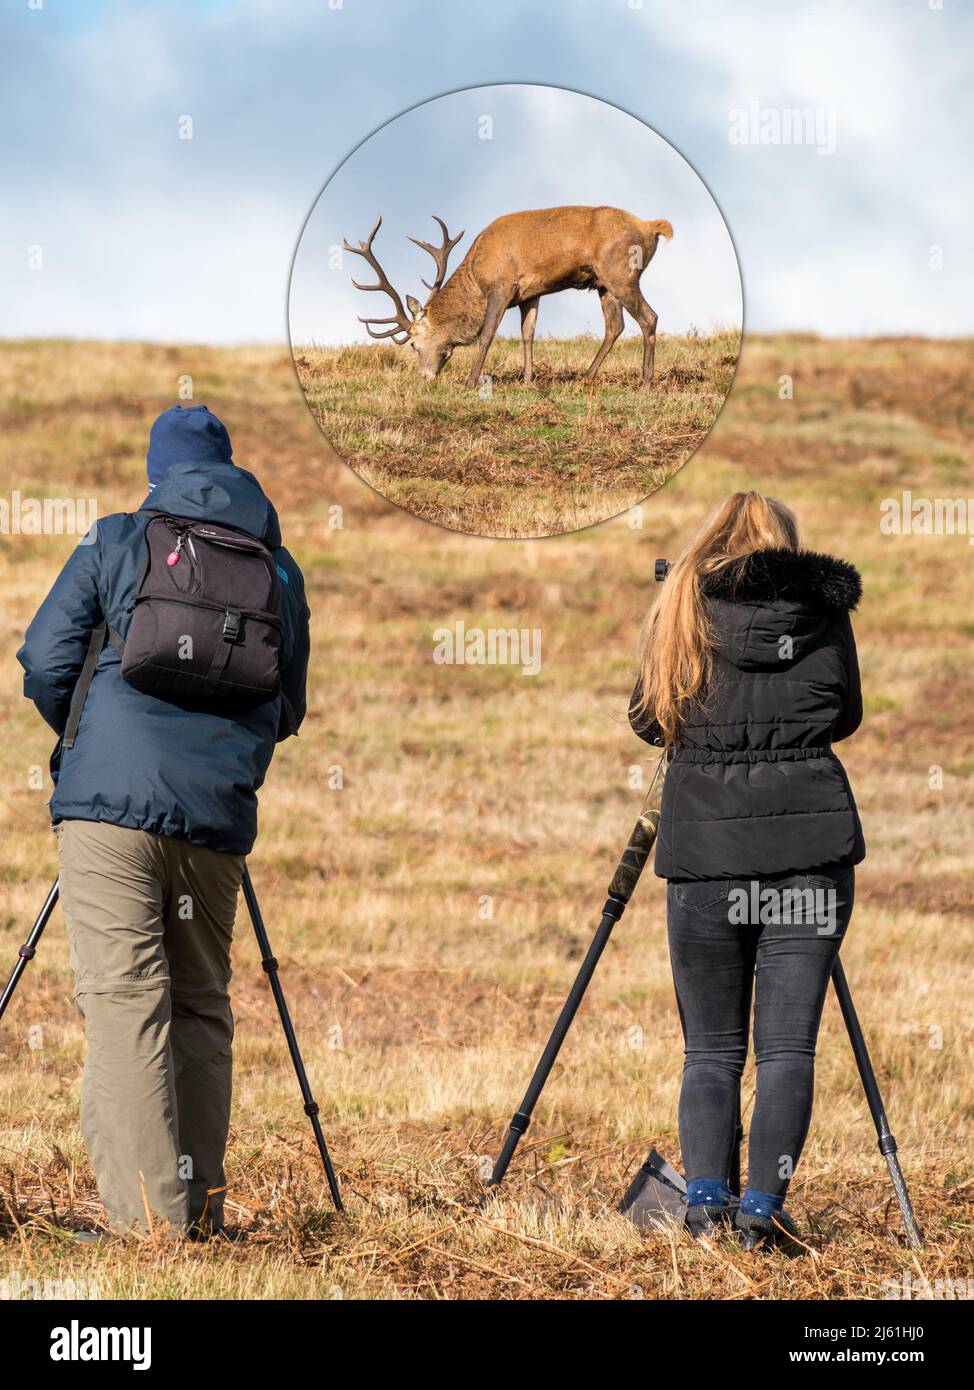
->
[735, 1206, 806, 1257]
[686, 1199, 739, 1241]
[188, 1223, 249, 1244]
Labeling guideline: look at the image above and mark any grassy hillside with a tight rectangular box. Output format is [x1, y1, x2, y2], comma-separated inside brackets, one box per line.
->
[294, 329, 740, 537]
[0, 335, 971, 1299]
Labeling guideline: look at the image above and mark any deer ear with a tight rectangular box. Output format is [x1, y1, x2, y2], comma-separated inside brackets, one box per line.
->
[406, 295, 423, 318]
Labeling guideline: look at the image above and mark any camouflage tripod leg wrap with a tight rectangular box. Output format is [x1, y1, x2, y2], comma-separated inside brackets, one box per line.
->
[607, 807, 661, 905]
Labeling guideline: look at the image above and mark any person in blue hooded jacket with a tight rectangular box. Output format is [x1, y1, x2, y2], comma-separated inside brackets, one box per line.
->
[17, 405, 310, 1238]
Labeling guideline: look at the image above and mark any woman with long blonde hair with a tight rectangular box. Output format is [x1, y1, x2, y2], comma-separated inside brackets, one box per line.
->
[631, 491, 864, 1251]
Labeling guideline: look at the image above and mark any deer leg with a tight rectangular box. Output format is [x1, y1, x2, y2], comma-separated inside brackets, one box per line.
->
[605, 280, 659, 388]
[465, 289, 510, 389]
[519, 297, 540, 385]
[583, 289, 625, 383]
[631, 294, 659, 388]
[639, 297, 659, 387]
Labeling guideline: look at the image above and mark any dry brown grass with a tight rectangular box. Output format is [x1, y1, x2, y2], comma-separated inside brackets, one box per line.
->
[0, 335, 972, 1300]
[293, 330, 740, 537]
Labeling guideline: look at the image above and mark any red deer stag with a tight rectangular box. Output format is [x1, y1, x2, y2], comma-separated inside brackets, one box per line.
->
[343, 205, 673, 389]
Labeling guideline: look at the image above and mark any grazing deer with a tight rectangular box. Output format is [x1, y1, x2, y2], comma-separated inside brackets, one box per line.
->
[343, 205, 673, 389]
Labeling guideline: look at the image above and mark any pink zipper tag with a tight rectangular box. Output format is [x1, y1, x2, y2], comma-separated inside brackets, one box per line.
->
[166, 534, 184, 566]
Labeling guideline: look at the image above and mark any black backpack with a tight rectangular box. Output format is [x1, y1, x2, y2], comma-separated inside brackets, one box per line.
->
[63, 512, 284, 748]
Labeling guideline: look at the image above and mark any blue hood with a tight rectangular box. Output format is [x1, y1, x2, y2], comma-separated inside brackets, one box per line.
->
[146, 404, 233, 489]
[139, 460, 282, 549]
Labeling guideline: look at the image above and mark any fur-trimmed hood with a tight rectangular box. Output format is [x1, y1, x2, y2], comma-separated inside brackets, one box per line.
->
[702, 548, 862, 612]
[703, 549, 861, 671]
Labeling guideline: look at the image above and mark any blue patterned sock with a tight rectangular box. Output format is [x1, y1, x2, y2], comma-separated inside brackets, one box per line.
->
[741, 1187, 785, 1218]
[686, 1178, 733, 1208]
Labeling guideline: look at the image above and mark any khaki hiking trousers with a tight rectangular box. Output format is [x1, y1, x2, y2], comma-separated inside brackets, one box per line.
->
[56, 819, 244, 1235]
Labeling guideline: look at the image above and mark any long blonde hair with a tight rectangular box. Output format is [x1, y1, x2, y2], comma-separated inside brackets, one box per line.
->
[635, 492, 801, 745]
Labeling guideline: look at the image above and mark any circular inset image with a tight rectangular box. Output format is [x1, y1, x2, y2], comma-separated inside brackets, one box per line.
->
[289, 83, 742, 538]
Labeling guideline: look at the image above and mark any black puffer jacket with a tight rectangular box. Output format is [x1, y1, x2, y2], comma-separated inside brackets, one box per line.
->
[630, 548, 865, 880]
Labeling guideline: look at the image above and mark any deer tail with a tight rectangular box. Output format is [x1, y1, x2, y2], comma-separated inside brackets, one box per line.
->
[644, 219, 673, 241]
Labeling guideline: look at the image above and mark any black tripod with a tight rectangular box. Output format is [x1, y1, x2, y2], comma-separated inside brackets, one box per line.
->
[0, 867, 343, 1214]
[486, 776, 923, 1250]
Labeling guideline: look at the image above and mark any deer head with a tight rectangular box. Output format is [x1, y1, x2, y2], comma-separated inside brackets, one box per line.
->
[343, 214, 465, 380]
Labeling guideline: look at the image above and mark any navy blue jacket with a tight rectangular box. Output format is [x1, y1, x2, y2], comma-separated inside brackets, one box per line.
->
[18, 462, 310, 854]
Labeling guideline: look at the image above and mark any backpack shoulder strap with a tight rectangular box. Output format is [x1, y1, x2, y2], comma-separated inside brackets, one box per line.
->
[62, 621, 123, 749]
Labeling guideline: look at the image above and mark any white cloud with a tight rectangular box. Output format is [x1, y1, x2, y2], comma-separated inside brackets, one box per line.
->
[1, 0, 969, 342]
[654, 0, 971, 334]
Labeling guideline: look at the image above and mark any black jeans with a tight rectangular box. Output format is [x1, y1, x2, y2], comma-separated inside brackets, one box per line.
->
[666, 865, 855, 1197]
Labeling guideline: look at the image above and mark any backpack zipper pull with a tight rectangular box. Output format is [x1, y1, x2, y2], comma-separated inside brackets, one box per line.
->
[166, 534, 184, 567]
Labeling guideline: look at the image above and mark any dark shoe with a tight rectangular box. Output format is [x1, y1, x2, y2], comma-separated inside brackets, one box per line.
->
[735, 1206, 806, 1257]
[686, 1199, 739, 1240]
[188, 1224, 248, 1244]
[213, 1226, 248, 1245]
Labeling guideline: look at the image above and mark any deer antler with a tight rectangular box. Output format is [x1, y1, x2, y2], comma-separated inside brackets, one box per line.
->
[407, 215, 465, 294]
[343, 214, 412, 343]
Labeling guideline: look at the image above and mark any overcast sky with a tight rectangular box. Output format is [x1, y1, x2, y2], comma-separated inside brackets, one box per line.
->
[2, 0, 969, 343]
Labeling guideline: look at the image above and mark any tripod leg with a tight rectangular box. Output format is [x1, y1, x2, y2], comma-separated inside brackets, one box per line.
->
[832, 958, 922, 1248]
[487, 775, 664, 1192]
[488, 896, 625, 1188]
[0, 877, 60, 1025]
[241, 868, 343, 1213]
